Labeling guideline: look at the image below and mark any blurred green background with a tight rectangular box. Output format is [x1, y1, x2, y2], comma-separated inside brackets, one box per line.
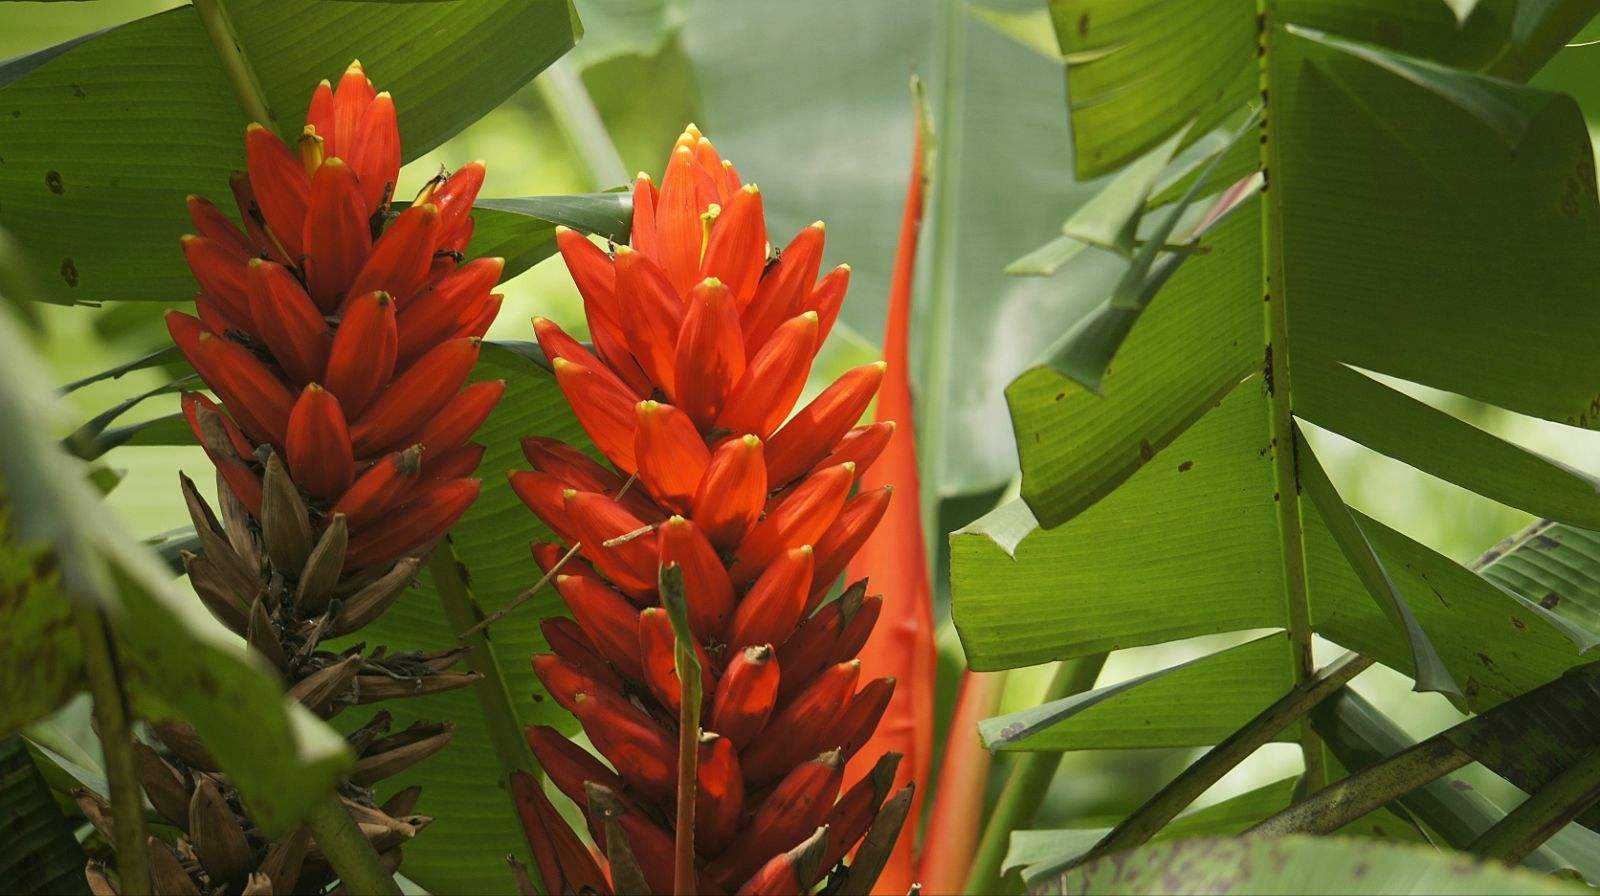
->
[12, 0, 1600, 864]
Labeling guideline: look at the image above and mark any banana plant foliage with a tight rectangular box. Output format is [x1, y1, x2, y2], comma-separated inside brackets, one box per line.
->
[951, 0, 1600, 861]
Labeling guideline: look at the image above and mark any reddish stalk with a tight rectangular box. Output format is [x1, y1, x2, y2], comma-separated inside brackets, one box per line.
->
[844, 78, 938, 893]
[917, 670, 1009, 893]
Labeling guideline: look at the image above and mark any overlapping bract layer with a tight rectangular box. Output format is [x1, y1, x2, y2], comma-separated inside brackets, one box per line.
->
[512, 126, 904, 894]
[166, 61, 504, 568]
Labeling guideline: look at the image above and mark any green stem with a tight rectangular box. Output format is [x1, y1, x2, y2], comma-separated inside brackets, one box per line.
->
[1246, 734, 1472, 837]
[535, 57, 628, 191]
[73, 606, 151, 896]
[963, 654, 1107, 895]
[659, 564, 702, 896]
[191, 0, 277, 130]
[1469, 747, 1600, 864]
[917, 0, 964, 554]
[303, 797, 402, 896]
[429, 541, 539, 778]
[1255, 0, 1323, 792]
[1079, 652, 1371, 867]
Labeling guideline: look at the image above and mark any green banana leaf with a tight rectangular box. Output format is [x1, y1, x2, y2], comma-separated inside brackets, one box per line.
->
[0, 0, 580, 305]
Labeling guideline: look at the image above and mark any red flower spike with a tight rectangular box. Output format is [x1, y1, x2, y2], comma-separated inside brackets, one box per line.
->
[692, 434, 767, 550]
[398, 258, 504, 366]
[765, 361, 886, 487]
[807, 264, 852, 346]
[533, 652, 623, 715]
[634, 401, 710, 512]
[691, 135, 733, 206]
[832, 676, 896, 762]
[194, 293, 252, 338]
[727, 545, 814, 654]
[324, 290, 397, 417]
[350, 337, 479, 457]
[738, 832, 825, 896]
[741, 223, 824, 352]
[656, 144, 702, 294]
[606, 796, 678, 896]
[509, 770, 611, 896]
[186, 195, 253, 258]
[569, 690, 676, 802]
[550, 358, 638, 472]
[244, 124, 311, 257]
[430, 161, 485, 237]
[637, 608, 714, 715]
[181, 235, 250, 317]
[525, 724, 628, 813]
[563, 490, 659, 599]
[246, 259, 330, 385]
[410, 379, 504, 456]
[810, 486, 894, 607]
[709, 644, 779, 750]
[612, 247, 685, 393]
[655, 516, 735, 642]
[541, 617, 627, 696]
[508, 472, 578, 543]
[347, 92, 400, 215]
[516, 127, 903, 891]
[452, 293, 500, 342]
[166, 312, 293, 448]
[556, 227, 649, 395]
[420, 442, 485, 484]
[181, 391, 254, 460]
[553, 574, 646, 681]
[284, 384, 355, 500]
[333, 445, 422, 527]
[711, 750, 844, 889]
[730, 462, 854, 584]
[818, 421, 896, 481]
[779, 590, 882, 702]
[740, 661, 860, 787]
[821, 755, 900, 873]
[532, 541, 600, 581]
[522, 436, 663, 523]
[629, 173, 661, 262]
[716, 311, 819, 438]
[533, 316, 640, 399]
[330, 61, 376, 157]
[185, 392, 266, 515]
[699, 184, 767, 304]
[696, 734, 745, 856]
[306, 80, 335, 153]
[675, 277, 746, 428]
[348, 203, 438, 306]
[301, 157, 371, 308]
[345, 477, 479, 567]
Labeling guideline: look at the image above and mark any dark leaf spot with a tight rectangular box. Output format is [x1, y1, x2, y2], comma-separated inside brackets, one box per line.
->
[44, 170, 63, 194]
[59, 258, 78, 286]
[1177, 460, 1194, 473]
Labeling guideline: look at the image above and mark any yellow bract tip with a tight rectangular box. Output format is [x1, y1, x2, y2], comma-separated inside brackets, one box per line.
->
[801, 310, 820, 323]
[872, 360, 888, 371]
[741, 434, 762, 448]
[810, 220, 825, 231]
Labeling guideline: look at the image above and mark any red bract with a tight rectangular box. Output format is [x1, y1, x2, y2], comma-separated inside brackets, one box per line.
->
[167, 61, 502, 568]
[512, 126, 903, 894]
